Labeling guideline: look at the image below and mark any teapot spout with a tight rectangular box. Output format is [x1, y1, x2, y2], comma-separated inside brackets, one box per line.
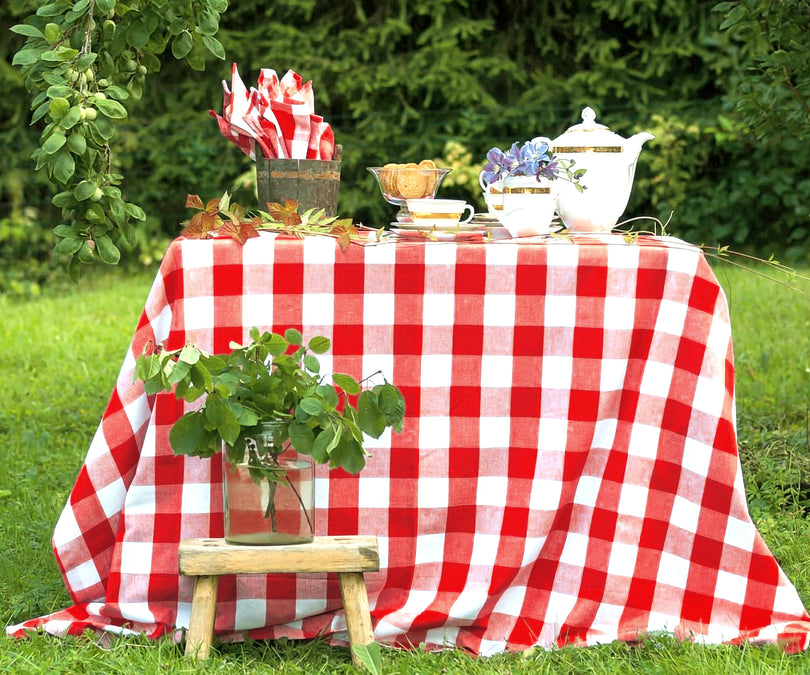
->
[626, 131, 655, 156]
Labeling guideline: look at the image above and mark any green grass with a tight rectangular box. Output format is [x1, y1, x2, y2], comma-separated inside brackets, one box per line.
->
[1, 261, 810, 673]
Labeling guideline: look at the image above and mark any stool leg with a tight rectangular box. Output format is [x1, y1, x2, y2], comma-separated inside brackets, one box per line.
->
[337, 572, 374, 667]
[185, 575, 219, 660]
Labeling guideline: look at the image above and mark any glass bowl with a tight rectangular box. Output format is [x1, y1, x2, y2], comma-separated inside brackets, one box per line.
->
[368, 166, 452, 222]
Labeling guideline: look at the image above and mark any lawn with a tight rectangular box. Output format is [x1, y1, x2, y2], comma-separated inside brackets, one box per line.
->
[1, 257, 809, 673]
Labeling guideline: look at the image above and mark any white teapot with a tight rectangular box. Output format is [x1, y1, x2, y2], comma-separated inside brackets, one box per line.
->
[551, 107, 654, 232]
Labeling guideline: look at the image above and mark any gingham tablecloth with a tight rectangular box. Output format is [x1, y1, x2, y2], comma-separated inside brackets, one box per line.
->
[8, 232, 810, 654]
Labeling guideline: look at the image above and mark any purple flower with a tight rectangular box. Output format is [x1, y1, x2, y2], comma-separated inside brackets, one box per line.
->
[481, 147, 511, 185]
[481, 137, 585, 188]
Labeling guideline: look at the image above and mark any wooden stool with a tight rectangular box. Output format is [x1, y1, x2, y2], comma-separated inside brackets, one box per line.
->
[178, 535, 379, 666]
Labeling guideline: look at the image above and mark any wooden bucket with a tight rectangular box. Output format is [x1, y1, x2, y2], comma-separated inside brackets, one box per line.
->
[257, 145, 342, 217]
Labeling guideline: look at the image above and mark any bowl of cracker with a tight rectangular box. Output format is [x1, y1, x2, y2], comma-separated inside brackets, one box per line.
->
[368, 160, 452, 222]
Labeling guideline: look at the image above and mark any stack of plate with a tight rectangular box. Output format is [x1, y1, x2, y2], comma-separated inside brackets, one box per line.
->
[391, 214, 507, 240]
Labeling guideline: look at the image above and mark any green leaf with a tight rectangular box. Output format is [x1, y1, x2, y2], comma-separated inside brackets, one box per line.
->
[60, 105, 82, 129]
[169, 411, 212, 456]
[47, 85, 74, 99]
[299, 398, 324, 416]
[310, 425, 335, 464]
[307, 335, 331, 354]
[205, 394, 241, 445]
[303, 354, 321, 374]
[31, 102, 50, 124]
[288, 420, 315, 454]
[10, 24, 45, 38]
[74, 180, 97, 201]
[12, 49, 41, 67]
[285, 328, 303, 346]
[48, 97, 70, 119]
[225, 400, 259, 427]
[42, 132, 67, 154]
[351, 643, 382, 675]
[75, 52, 97, 70]
[77, 240, 96, 263]
[129, 20, 152, 49]
[171, 31, 193, 59]
[97, 0, 116, 12]
[330, 435, 365, 474]
[54, 235, 84, 256]
[73, 0, 91, 13]
[104, 85, 130, 100]
[66, 133, 87, 154]
[179, 344, 201, 365]
[123, 202, 146, 220]
[265, 332, 288, 356]
[357, 390, 386, 438]
[316, 384, 339, 408]
[52, 191, 77, 208]
[95, 98, 127, 119]
[196, 8, 220, 35]
[377, 383, 406, 431]
[332, 373, 361, 395]
[95, 234, 121, 265]
[51, 149, 75, 183]
[202, 35, 225, 60]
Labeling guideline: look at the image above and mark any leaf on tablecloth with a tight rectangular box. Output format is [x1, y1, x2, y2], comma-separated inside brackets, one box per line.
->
[265, 199, 303, 228]
[181, 195, 224, 238]
[330, 218, 358, 252]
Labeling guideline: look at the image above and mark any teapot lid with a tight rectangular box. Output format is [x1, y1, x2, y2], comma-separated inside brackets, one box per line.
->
[553, 107, 625, 153]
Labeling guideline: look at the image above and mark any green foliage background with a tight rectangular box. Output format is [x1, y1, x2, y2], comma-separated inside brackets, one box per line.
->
[1, 0, 809, 293]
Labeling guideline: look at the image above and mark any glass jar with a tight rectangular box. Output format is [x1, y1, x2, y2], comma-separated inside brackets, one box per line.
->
[223, 420, 315, 545]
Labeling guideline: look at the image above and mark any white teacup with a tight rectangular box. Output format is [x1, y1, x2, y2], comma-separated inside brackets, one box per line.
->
[478, 172, 504, 218]
[406, 198, 474, 229]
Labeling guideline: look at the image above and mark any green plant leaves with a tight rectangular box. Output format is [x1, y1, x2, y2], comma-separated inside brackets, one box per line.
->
[170, 411, 215, 456]
[202, 35, 225, 60]
[308, 335, 331, 354]
[95, 235, 121, 265]
[351, 642, 383, 675]
[74, 180, 97, 201]
[285, 328, 303, 346]
[289, 420, 315, 454]
[171, 31, 193, 59]
[332, 373, 361, 395]
[51, 149, 75, 183]
[132, 329, 406, 474]
[10, 24, 45, 39]
[94, 98, 127, 119]
[204, 394, 241, 446]
[42, 133, 67, 154]
[357, 390, 387, 439]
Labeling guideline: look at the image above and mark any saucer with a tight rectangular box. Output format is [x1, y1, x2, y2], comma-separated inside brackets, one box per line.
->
[391, 221, 482, 232]
[391, 228, 487, 241]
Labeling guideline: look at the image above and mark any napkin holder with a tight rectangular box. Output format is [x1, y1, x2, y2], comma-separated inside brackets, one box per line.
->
[257, 145, 342, 217]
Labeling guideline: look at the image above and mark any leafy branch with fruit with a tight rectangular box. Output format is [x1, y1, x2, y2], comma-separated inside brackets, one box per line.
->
[11, 0, 228, 277]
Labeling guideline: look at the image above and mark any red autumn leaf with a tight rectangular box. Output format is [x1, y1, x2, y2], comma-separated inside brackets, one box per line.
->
[216, 220, 240, 240]
[266, 199, 302, 228]
[330, 219, 358, 252]
[181, 209, 223, 238]
[185, 194, 205, 210]
[216, 218, 261, 245]
[236, 221, 261, 243]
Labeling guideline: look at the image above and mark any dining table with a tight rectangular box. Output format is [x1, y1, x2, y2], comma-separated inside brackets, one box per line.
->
[7, 230, 810, 654]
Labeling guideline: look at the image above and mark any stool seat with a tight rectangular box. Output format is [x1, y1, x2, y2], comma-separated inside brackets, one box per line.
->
[178, 536, 379, 665]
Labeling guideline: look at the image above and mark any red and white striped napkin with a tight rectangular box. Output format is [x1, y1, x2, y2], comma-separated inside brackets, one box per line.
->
[209, 63, 336, 161]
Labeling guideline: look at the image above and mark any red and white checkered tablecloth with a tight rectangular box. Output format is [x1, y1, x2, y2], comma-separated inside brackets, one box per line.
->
[8, 232, 810, 654]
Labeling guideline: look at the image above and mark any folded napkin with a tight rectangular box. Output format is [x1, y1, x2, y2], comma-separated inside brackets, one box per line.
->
[210, 63, 336, 161]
